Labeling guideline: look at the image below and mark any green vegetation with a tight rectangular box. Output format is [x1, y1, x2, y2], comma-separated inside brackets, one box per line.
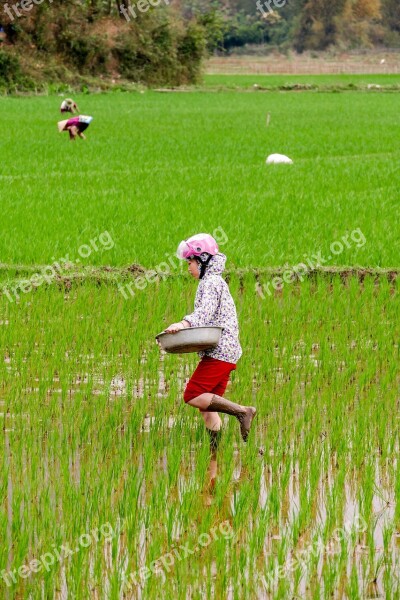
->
[0, 4, 206, 90]
[0, 0, 400, 91]
[0, 79, 399, 597]
[187, 0, 400, 52]
[0, 276, 398, 597]
[0, 86, 399, 268]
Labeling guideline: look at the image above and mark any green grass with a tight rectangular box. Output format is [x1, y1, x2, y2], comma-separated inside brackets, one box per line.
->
[0, 87, 399, 268]
[0, 78, 399, 598]
[0, 276, 398, 598]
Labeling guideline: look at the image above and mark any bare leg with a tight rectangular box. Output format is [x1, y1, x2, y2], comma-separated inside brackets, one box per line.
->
[68, 126, 78, 141]
[200, 410, 221, 432]
[187, 393, 215, 410]
[199, 409, 222, 453]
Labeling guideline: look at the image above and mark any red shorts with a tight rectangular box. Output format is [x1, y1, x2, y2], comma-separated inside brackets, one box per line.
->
[183, 356, 237, 403]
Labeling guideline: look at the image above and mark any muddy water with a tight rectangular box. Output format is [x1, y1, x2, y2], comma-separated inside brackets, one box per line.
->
[2, 348, 399, 598]
[2, 420, 399, 598]
[230, 451, 399, 599]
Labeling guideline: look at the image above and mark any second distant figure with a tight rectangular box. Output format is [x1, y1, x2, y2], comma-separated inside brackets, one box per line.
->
[60, 98, 80, 114]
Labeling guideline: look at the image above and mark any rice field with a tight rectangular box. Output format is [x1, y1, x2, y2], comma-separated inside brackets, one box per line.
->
[1, 84, 400, 268]
[0, 77, 399, 599]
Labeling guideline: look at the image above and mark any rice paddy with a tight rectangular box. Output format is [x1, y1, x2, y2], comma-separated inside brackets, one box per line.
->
[0, 77, 399, 598]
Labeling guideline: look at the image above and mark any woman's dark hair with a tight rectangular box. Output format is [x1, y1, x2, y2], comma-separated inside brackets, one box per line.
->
[196, 253, 212, 279]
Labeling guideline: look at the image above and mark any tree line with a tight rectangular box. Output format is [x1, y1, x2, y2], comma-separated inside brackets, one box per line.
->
[0, 0, 399, 89]
[196, 0, 400, 52]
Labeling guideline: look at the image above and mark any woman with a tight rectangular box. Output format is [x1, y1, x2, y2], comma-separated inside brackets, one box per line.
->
[57, 115, 93, 141]
[60, 98, 80, 114]
[165, 233, 256, 449]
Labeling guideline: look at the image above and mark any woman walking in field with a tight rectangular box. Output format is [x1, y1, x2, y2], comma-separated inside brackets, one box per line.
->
[165, 233, 256, 450]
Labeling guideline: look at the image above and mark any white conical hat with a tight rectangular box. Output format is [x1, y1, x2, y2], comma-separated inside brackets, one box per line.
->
[266, 153, 293, 164]
[57, 120, 68, 132]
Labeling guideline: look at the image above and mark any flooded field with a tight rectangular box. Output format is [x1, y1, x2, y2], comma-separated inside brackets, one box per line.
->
[0, 274, 398, 598]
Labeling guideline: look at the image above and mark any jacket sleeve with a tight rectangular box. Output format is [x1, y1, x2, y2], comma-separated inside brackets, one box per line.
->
[183, 278, 221, 327]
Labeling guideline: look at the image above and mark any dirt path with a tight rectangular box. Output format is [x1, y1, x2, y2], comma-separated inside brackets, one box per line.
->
[206, 52, 400, 75]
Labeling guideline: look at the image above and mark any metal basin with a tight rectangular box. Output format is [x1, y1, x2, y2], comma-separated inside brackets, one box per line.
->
[156, 326, 223, 354]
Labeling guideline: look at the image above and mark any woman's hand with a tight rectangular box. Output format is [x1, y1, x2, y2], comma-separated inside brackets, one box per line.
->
[164, 321, 189, 334]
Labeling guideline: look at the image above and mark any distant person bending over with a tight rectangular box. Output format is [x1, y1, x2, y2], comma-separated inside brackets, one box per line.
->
[60, 98, 80, 114]
[58, 116, 93, 141]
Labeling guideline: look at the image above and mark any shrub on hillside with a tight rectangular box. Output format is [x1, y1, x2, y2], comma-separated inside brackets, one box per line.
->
[176, 23, 206, 83]
[0, 50, 21, 83]
[56, 29, 109, 74]
[114, 20, 205, 85]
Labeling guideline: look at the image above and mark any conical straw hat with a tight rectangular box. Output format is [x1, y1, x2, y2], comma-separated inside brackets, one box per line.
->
[57, 120, 68, 132]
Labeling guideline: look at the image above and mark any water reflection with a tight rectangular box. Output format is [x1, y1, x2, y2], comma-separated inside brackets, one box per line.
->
[204, 431, 220, 506]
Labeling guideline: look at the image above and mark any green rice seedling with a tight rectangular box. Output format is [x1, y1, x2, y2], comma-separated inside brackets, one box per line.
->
[0, 81, 399, 597]
[347, 564, 362, 599]
[0, 90, 399, 269]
